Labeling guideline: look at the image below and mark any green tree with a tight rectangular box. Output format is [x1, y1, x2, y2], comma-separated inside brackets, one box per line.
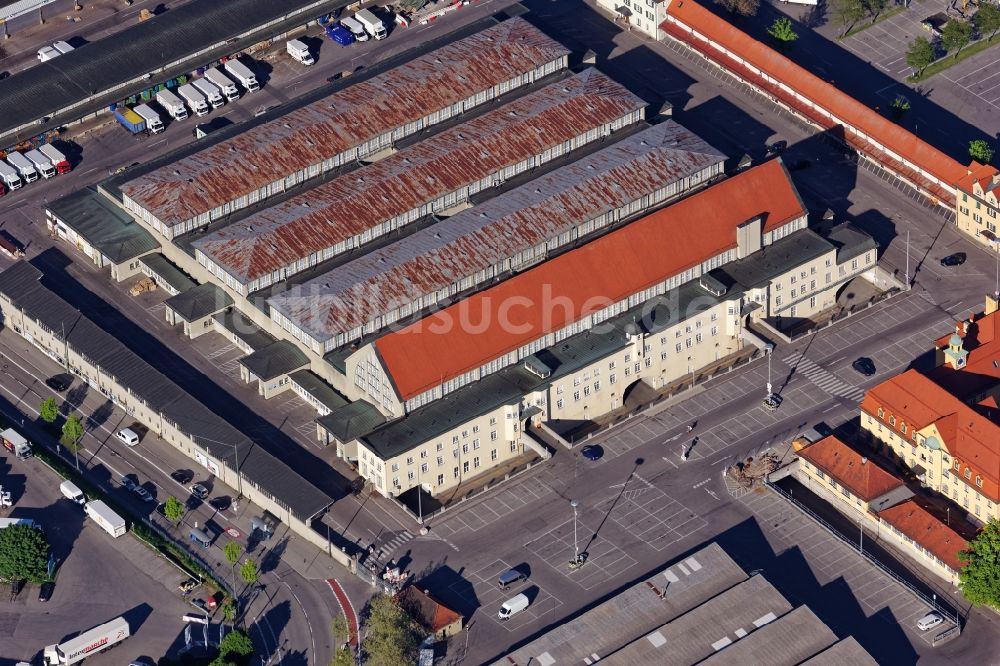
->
[163, 496, 186, 524]
[942, 19, 973, 57]
[219, 628, 254, 657]
[714, 0, 760, 17]
[832, 0, 866, 34]
[330, 614, 356, 666]
[330, 646, 356, 666]
[890, 95, 911, 119]
[239, 558, 258, 585]
[959, 519, 1000, 609]
[767, 17, 798, 44]
[970, 139, 996, 163]
[39, 397, 59, 424]
[224, 541, 243, 566]
[862, 0, 888, 21]
[905, 36, 936, 76]
[59, 413, 84, 450]
[975, 2, 1000, 39]
[221, 598, 239, 623]
[0, 524, 51, 584]
[362, 595, 420, 666]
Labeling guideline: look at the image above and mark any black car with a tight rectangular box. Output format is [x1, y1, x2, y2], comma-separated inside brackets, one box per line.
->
[191, 598, 210, 613]
[45, 374, 72, 392]
[171, 469, 194, 484]
[581, 445, 604, 461]
[38, 581, 54, 602]
[852, 357, 876, 376]
[940, 252, 966, 267]
[209, 496, 231, 511]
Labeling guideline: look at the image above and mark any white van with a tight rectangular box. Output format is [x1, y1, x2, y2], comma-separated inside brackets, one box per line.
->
[916, 612, 943, 631]
[498, 593, 530, 620]
[286, 39, 314, 66]
[341, 17, 369, 42]
[116, 427, 140, 447]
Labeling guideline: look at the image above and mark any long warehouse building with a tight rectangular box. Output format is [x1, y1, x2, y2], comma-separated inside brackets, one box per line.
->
[267, 121, 726, 353]
[120, 17, 570, 239]
[192, 68, 646, 296]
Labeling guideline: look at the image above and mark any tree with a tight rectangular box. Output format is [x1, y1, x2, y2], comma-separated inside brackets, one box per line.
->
[862, 0, 888, 22]
[832, 0, 866, 34]
[362, 595, 420, 666]
[221, 598, 239, 623]
[330, 646, 356, 666]
[211, 628, 253, 666]
[890, 95, 911, 120]
[239, 558, 258, 585]
[942, 19, 973, 57]
[163, 496, 186, 524]
[224, 541, 243, 567]
[39, 397, 59, 424]
[60, 413, 84, 450]
[714, 0, 760, 18]
[969, 139, 996, 163]
[330, 615, 356, 666]
[768, 17, 799, 44]
[0, 524, 51, 584]
[975, 2, 1000, 39]
[959, 519, 1000, 609]
[905, 36, 935, 76]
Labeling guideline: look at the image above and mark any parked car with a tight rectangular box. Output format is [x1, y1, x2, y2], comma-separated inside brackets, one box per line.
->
[45, 374, 72, 392]
[172, 469, 194, 484]
[581, 445, 603, 461]
[38, 581, 54, 602]
[191, 598, 210, 613]
[190, 483, 209, 500]
[209, 496, 231, 511]
[120, 475, 137, 491]
[940, 252, 966, 267]
[133, 486, 155, 503]
[852, 357, 876, 376]
[917, 611, 943, 631]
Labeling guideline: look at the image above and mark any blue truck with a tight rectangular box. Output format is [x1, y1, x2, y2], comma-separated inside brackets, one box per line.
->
[113, 107, 146, 134]
[326, 24, 355, 46]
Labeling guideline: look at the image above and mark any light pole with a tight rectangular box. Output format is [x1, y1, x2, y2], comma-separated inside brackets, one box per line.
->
[905, 230, 911, 289]
[858, 515, 864, 554]
[416, 463, 423, 524]
[766, 344, 774, 398]
[571, 499, 580, 564]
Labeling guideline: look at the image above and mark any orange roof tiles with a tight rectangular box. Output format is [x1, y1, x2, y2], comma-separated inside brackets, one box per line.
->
[376, 159, 805, 400]
[399, 587, 462, 633]
[798, 435, 903, 501]
[955, 161, 1000, 196]
[931, 307, 1000, 398]
[879, 499, 969, 572]
[662, 1, 968, 193]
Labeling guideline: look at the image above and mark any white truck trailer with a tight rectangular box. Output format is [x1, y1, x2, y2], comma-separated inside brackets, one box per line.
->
[1, 427, 32, 458]
[0, 160, 21, 190]
[84, 500, 126, 538]
[224, 58, 259, 92]
[192, 78, 224, 108]
[205, 67, 240, 101]
[155, 89, 189, 121]
[5, 152, 38, 183]
[25, 149, 56, 179]
[43, 616, 130, 665]
[38, 143, 71, 174]
[133, 103, 164, 133]
[178, 83, 209, 116]
[356, 8, 387, 40]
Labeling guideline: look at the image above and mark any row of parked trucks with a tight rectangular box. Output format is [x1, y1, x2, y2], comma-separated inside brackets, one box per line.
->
[0, 144, 70, 195]
[114, 60, 258, 134]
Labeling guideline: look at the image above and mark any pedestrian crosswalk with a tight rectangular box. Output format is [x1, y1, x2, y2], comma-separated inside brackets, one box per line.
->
[377, 530, 415, 556]
[782, 353, 865, 402]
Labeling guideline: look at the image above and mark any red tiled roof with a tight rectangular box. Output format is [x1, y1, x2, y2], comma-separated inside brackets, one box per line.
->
[399, 587, 462, 633]
[798, 435, 903, 501]
[879, 499, 969, 572]
[931, 308, 1000, 400]
[376, 159, 806, 400]
[955, 161, 1000, 197]
[661, 1, 968, 203]
[862, 369, 1000, 502]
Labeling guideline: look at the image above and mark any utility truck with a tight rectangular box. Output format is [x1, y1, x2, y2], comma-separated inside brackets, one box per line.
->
[43, 616, 130, 665]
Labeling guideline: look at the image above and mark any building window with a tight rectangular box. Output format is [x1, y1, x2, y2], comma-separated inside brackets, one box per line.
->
[574, 391, 580, 401]
[491, 449, 498, 461]
[556, 398, 564, 409]
[473, 457, 480, 469]
[877, 407, 884, 418]
[976, 476, 983, 487]
[436, 456, 443, 466]
[889, 416, 896, 426]
[491, 430, 498, 441]
[965, 468, 972, 479]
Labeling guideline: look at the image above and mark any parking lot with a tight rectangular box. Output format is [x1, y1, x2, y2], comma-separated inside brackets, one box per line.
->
[0, 453, 193, 664]
[451, 559, 563, 632]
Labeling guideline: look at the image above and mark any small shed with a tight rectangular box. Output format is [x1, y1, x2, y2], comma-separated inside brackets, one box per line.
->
[399, 587, 463, 640]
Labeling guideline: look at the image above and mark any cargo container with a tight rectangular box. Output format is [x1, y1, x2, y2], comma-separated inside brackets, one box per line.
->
[84, 500, 126, 538]
[24, 149, 56, 178]
[205, 68, 240, 101]
[114, 107, 146, 133]
[326, 25, 354, 46]
[5, 152, 38, 182]
[155, 89, 189, 121]
[224, 58, 259, 92]
[132, 103, 163, 133]
[192, 78, 224, 108]
[178, 83, 209, 116]
[39, 143, 71, 173]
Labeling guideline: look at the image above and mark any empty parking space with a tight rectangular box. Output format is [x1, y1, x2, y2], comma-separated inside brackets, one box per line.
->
[525, 516, 639, 590]
[431, 474, 556, 540]
[451, 558, 564, 631]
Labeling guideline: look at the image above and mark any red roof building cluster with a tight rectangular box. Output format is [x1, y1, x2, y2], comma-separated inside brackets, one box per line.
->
[879, 499, 970, 572]
[797, 435, 903, 502]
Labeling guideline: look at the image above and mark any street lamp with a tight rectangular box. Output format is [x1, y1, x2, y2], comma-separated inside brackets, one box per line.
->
[983, 230, 999, 300]
[570, 499, 580, 564]
[765, 344, 774, 399]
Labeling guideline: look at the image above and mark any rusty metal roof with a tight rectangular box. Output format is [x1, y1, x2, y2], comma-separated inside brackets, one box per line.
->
[267, 122, 726, 343]
[119, 17, 570, 229]
[192, 69, 645, 286]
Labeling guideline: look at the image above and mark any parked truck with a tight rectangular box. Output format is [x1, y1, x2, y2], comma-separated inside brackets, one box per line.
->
[5, 152, 38, 183]
[25, 148, 56, 178]
[38, 143, 71, 174]
[114, 107, 145, 133]
[52, 40, 75, 55]
[178, 83, 209, 116]
[224, 58, 259, 92]
[0, 160, 20, 190]
[192, 78, 224, 108]
[133, 103, 164, 133]
[60, 480, 86, 505]
[286, 39, 315, 65]
[356, 8, 387, 40]
[1, 427, 32, 459]
[155, 89, 189, 121]
[326, 24, 354, 46]
[43, 616, 130, 665]
[205, 67, 240, 101]
[84, 500, 126, 538]
[37, 45, 60, 61]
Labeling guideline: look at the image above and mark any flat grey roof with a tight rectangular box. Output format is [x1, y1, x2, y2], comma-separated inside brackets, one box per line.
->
[700, 605, 837, 666]
[139, 253, 196, 294]
[46, 187, 159, 264]
[801, 637, 878, 666]
[288, 370, 348, 412]
[316, 400, 387, 444]
[0, 0, 353, 142]
[827, 222, 879, 264]
[239, 340, 308, 381]
[496, 543, 748, 666]
[213, 309, 276, 352]
[164, 283, 233, 323]
[0, 262, 330, 520]
[603, 575, 792, 665]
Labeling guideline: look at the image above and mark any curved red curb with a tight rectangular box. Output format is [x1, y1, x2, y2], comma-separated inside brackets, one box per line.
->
[327, 578, 359, 648]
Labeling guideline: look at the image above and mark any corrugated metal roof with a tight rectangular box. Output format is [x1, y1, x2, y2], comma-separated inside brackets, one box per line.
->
[139, 253, 196, 294]
[193, 68, 645, 285]
[375, 159, 807, 400]
[239, 340, 308, 381]
[164, 283, 233, 322]
[268, 122, 725, 342]
[288, 370, 348, 412]
[0, 262, 330, 519]
[120, 17, 570, 228]
[46, 188, 160, 264]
